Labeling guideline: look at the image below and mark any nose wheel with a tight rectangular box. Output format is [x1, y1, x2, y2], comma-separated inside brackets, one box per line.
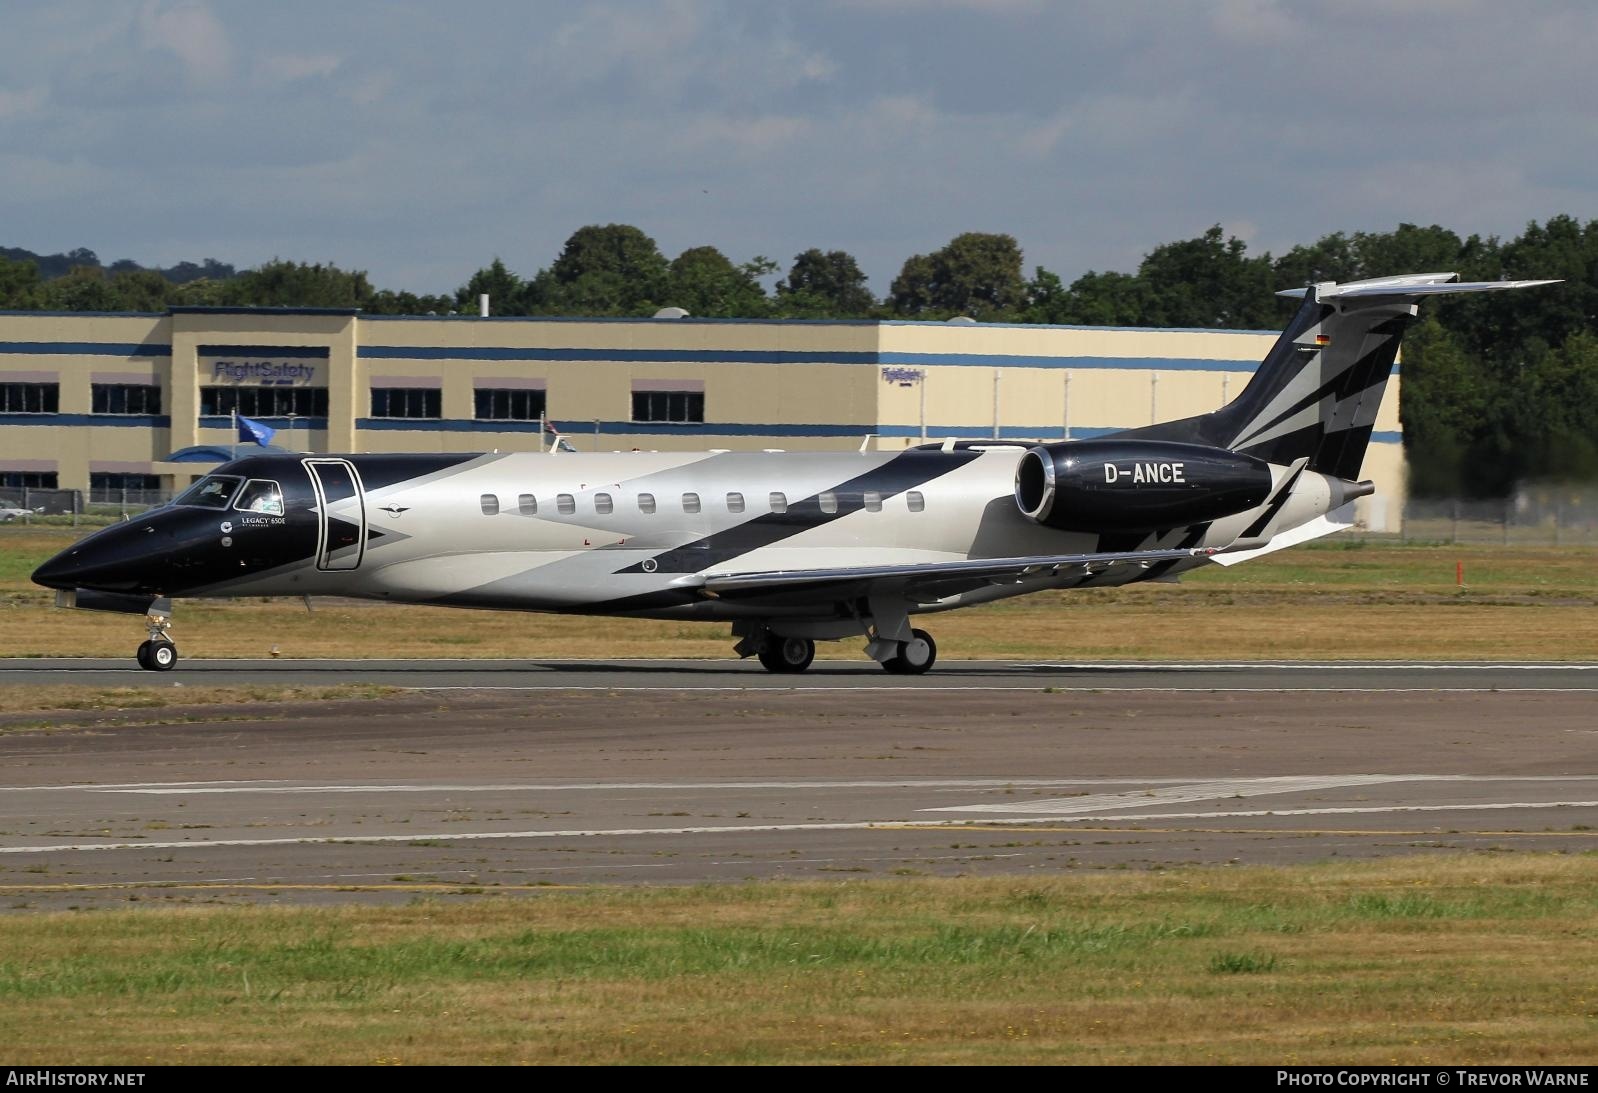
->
[136, 613, 178, 672]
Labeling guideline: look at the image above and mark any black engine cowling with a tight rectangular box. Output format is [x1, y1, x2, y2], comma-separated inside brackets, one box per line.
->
[1014, 439, 1272, 533]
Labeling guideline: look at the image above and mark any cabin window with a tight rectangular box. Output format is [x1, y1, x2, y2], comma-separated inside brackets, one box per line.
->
[726, 492, 744, 513]
[595, 492, 614, 515]
[175, 475, 242, 509]
[234, 479, 284, 515]
[556, 493, 575, 515]
[682, 492, 701, 514]
[480, 493, 499, 516]
[518, 494, 537, 516]
[863, 490, 882, 513]
[907, 491, 925, 512]
[638, 492, 656, 514]
[819, 492, 838, 514]
[769, 491, 787, 513]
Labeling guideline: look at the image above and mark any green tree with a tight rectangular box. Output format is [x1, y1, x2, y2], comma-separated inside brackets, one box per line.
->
[889, 232, 1027, 320]
[665, 246, 770, 317]
[1397, 316, 1490, 496]
[222, 259, 375, 308]
[1052, 269, 1150, 327]
[1135, 226, 1276, 329]
[454, 258, 526, 315]
[775, 249, 876, 318]
[42, 265, 121, 311]
[0, 255, 45, 309]
[1272, 233, 1361, 294]
[532, 224, 670, 316]
[107, 269, 172, 312]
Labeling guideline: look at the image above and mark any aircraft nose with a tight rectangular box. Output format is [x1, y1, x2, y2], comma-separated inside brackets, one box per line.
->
[31, 522, 167, 593]
[30, 549, 82, 590]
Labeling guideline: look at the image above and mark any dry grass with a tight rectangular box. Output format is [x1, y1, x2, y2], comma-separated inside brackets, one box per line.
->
[0, 684, 400, 727]
[7, 529, 1598, 661]
[2, 854, 1596, 1064]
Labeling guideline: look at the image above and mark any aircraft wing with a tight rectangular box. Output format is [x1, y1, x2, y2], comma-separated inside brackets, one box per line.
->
[694, 545, 1223, 605]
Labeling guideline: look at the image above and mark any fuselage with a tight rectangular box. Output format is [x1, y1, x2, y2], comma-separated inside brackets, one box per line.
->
[33, 445, 1344, 623]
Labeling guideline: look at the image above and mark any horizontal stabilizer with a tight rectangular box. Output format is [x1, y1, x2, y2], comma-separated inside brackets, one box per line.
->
[1278, 274, 1561, 301]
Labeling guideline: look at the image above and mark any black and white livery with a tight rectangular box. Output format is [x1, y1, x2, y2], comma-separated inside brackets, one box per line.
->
[33, 273, 1554, 674]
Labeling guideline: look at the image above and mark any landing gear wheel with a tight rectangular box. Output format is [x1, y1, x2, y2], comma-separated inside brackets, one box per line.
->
[882, 629, 937, 675]
[757, 635, 815, 673]
[144, 640, 177, 672]
[135, 640, 152, 670]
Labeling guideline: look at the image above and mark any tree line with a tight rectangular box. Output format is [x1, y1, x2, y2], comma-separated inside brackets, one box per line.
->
[4, 217, 1597, 497]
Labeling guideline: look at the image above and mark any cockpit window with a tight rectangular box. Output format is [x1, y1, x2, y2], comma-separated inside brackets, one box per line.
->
[174, 475, 242, 509]
[234, 479, 284, 515]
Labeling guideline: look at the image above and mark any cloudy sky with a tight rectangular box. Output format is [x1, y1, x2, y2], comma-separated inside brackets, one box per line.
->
[2, 1, 1594, 298]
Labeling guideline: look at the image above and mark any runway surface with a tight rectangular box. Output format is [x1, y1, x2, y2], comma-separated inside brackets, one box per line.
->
[2, 660, 1596, 910]
[4, 657, 1598, 690]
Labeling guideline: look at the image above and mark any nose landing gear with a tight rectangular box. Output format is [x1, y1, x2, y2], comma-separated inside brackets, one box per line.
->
[135, 613, 177, 672]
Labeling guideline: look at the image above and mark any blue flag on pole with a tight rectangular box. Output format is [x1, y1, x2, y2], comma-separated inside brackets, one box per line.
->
[238, 415, 276, 446]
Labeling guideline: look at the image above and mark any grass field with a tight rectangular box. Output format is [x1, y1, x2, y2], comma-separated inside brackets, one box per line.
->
[6, 528, 1598, 662]
[1, 855, 1594, 1064]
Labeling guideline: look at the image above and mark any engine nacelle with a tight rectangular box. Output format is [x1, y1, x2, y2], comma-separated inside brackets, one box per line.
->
[1014, 439, 1272, 533]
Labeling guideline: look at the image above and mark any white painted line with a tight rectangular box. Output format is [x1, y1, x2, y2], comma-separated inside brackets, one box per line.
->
[4, 799, 1598, 855]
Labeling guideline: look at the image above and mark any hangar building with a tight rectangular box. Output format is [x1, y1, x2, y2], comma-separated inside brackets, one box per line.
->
[0, 306, 1403, 529]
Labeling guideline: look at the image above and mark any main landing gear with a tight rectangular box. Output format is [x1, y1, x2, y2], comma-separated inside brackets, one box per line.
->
[735, 623, 938, 675]
[135, 612, 178, 672]
[881, 629, 937, 675]
[757, 635, 815, 674]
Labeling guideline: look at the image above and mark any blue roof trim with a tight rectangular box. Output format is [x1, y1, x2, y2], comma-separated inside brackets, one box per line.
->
[359, 345, 881, 365]
[352, 419, 1404, 443]
[876, 352, 1261, 372]
[358, 343, 1263, 372]
[198, 416, 327, 430]
[0, 413, 170, 427]
[198, 344, 331, 359]
[0, 341, 171, 357]
[169, 306, 358, 316]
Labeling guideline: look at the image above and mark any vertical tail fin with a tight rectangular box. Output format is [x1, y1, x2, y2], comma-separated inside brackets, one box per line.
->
[1119, 273, 1558, 479]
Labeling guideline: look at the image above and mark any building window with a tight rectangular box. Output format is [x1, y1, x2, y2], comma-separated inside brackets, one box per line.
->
[0, 383, 59, 414]
[370, 388, 441, 419]
[91, 384, 162, 415]
[907, 491, 925, 512]
[557, 493, 575, 515]
[769, 492, 787, 514]
[638, 493, 656, 514]
[819, 492, 838, 514]
[2, 471, 58, 490]
[726, 492, 744, 513]
[632, 390, 704, 424]
[480, 494, 500, 516]
[595, 493, 614, 515]
[864, 490, 882, 513]
[518, 494, 538, 516]
[201, 387, 328, 417]
[474, 388, 546, 421]
[89, 473, 162, 502]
